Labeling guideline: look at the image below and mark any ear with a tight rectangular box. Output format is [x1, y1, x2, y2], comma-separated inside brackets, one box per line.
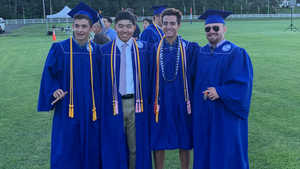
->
[72, 23, 75, 29]
[178, 23, 181, 29]
[134, 25, 136, 31]
[223, 26, 227, 33]
[114, 24, 116, 30]
[90, 25, 94, 33]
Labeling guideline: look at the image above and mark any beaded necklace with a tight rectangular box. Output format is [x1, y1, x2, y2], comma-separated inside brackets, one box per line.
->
[160, 36, 181, 82]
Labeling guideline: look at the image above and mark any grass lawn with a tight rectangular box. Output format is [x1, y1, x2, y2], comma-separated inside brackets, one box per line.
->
[0, 19, 300, 168]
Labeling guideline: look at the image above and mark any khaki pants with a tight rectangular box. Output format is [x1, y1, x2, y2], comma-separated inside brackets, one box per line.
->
[122, 97, 136, 169]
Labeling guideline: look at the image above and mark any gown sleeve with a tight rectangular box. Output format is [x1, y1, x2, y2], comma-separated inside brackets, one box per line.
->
[37, 43, 64, 111]
[215, 48, 253, 120]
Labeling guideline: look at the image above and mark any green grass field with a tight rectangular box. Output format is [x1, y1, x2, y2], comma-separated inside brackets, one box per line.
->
[1, 19, 300, 168]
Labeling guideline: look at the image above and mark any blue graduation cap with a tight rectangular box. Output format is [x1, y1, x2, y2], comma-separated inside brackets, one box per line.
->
[68, 1, 102, 24]
[150, 5, 168, 15]
[198, 9, 232, 25]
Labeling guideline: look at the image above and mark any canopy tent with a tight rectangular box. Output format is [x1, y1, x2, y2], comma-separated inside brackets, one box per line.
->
[46, 6, 72, 32]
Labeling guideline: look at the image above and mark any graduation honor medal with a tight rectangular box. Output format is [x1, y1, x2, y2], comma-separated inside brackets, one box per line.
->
[69, 37, 97, 121]
[154, 36, 191, 123]
[110, 38, 144, 115]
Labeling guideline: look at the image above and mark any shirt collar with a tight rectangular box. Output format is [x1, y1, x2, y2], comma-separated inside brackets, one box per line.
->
[73, 36, 89, 49]
[209, 38, 226, 49]
[116, 36, 133, 50]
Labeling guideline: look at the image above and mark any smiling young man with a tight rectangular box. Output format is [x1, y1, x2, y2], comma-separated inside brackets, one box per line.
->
[191, 9, 253, 169]
[148, 8, 199, 169]
[98, 11, 151, 169]
[37, 2, 102, 169]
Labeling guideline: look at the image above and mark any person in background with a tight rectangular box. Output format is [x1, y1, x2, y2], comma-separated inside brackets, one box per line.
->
[142, 18, 152, 30]
[125, 8, 141, 39]
[191, 9, 253, 169]
[37, 2, 101, 168]
[102, 16, 117, 40]
[98, 11, 152, 169]
[148, 8, 199, 169]
[140, 5, 168, 44]
[92, 20, 111, 45]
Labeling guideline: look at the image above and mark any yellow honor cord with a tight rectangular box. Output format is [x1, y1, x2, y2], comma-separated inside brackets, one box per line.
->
[133, 39, 144, 112]
[110, 41, 116, 115]
[180, 42, 187, 102]
[155, 37, 164, 123]
[69, 37, 97, 120]
[153, 21, 163, 39]
[89, 40, 97, 121]
[69, 37, 74, 118]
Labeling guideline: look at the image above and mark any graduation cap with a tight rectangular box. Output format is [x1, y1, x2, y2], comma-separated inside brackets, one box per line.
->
[150, 5, 168, 15]
[198, 9, 232, 25]
[68, 1, 102, 24]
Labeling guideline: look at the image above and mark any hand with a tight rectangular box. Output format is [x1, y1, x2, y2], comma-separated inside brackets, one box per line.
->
[202, 87, 219, 101]
[53, 89, 65, 99]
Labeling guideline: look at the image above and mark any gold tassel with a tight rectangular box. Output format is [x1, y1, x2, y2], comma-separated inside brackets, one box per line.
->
[141, 100, 144, 112]
[69, 104, 74, 118]
[113, 103, 116, 115]
[93, 108, 97, 121]
[156, 110, 159, 123]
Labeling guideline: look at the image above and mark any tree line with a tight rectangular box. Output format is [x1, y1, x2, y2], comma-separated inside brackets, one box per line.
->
[1, 0, 281, 19]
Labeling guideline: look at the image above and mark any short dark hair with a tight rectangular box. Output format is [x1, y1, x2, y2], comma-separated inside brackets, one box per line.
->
[73, 14, 93, 28]
[114, 11, 135, 25]
[143, 18, 152, 25]
[161, 8, 182, 25]
[103, 16, 113, 23]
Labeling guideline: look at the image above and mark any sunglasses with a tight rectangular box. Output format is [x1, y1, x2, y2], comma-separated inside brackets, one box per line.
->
[205, 26, 220, 32]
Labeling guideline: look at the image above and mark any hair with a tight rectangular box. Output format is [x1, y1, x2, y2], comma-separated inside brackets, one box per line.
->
[73, 14, 93, 28]
[114, 11, 136, 25]
[143, 18, 152, 25]
[103, 16, 113, 23]
[93, 33, 111, 45]
[161, 8, 182, 25]
[153, 14, 161, 21]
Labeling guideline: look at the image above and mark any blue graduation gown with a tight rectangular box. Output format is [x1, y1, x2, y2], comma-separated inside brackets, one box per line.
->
[191, 41, 253, 169]
[37, 38, 101, 169]
[148, 38, 199, 151]
[140, 23, 164, 45]
[98, 39, 152, 169]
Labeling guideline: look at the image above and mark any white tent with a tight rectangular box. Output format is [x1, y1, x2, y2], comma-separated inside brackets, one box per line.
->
[47, 6, 71, 19]
[46, 6, 72, 32]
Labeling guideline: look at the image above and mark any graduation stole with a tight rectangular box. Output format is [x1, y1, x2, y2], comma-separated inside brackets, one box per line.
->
[154, 35, 191, 123]
[110, 38, 144, 115]
[69, 37, 97, 121]
[152, 21, 163, 40]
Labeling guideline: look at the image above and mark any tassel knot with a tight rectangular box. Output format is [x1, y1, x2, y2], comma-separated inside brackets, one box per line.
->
[92, 108, 97, 121]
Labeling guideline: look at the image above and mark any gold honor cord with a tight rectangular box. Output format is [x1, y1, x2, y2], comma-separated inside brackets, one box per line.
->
[110, 40, 117, 115]
[69, 37, 97, 121]
[152, 21, 163, 40]
[69, 37, 74, 118]
[133, 38, 144, 112]
[154, 36, 187, 123]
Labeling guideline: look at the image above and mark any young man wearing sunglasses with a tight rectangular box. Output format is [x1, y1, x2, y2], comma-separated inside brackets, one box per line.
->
[191, 9, 253, 169]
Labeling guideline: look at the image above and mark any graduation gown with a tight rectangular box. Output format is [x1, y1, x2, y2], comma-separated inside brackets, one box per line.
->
[191, 41, 253, 169]
[37, 38, 101, 169]
[98, 39, 152, 169]
[140, 23, 164, 45]
[148, 37, 199, 151]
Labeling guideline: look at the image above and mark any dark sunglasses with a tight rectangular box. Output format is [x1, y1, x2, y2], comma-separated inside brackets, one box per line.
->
[205, 26, 220, 32]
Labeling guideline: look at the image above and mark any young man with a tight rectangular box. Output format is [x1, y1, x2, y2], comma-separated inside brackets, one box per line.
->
[102, 16, 117, 40]
[191, 9, 253, 169]
[140, 5, 167, 44]
[37, 2, 101, 169]
[148, 8, 199, 169]
[98, 11, 151, 169]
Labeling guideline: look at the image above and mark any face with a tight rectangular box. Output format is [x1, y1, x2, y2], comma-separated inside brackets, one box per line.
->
[102, 18, 111, 30]
[162, 15, 181, 41]
[114, 19, 136, 42]
[143, 20, 150, 29]
[205, 23, 226, 45]
[72, 19, 93, 45]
